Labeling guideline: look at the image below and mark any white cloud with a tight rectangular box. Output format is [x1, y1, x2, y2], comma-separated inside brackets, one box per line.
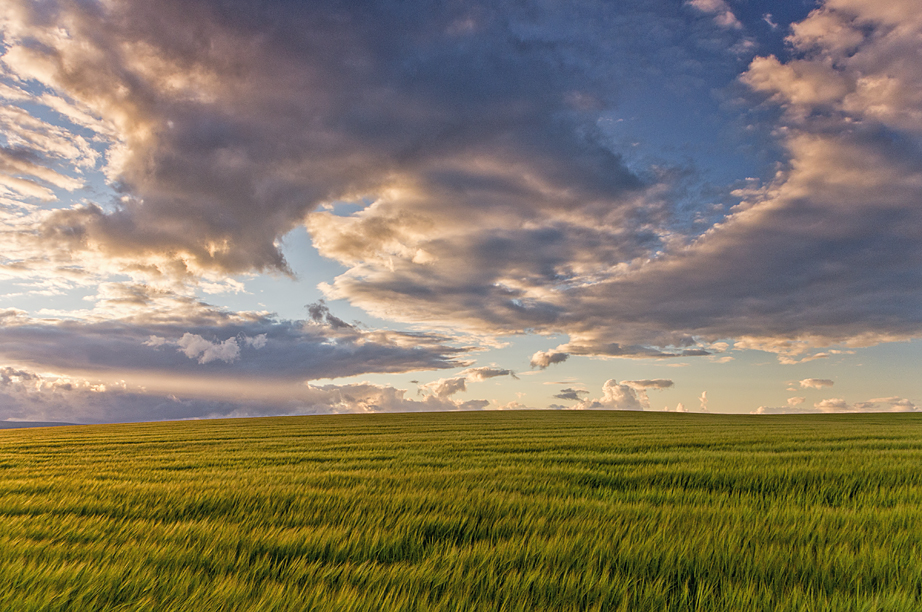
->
[177, 334, 240, 364]
[800, 378, 834, 389]
[244, 334, 268, 349]
[572, 378, 675, 411]
[686, 0, 742, 29]
[575, 379, 645, 411]
[753, 394, 917, 414]
[3, 0, 922, 409]
[420, 377, 467, 399]
[0, 363, 499, 423]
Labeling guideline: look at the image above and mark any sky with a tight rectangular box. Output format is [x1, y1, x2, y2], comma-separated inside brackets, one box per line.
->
[2, 0, 922, 423]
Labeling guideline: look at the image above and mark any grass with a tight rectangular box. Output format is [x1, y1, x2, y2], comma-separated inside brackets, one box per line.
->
[0, 410, 921, 611]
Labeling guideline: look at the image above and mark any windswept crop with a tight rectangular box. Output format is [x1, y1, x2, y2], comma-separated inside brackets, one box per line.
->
[1, 411, 921, 611]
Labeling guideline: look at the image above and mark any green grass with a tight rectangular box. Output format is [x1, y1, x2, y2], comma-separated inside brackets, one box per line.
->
[1, 411, 921, 611]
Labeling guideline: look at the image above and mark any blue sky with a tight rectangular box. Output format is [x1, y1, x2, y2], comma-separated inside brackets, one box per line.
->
[2, 0, 922, 422]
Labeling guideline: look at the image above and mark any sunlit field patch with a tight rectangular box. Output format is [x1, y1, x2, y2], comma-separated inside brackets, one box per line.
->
[1, 411, 920, 611]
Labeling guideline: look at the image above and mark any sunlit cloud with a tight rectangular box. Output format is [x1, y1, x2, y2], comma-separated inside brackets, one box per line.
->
[2, 0, 922, 419]
[754, 395, 918, 415]
[800, 378, 834, 389]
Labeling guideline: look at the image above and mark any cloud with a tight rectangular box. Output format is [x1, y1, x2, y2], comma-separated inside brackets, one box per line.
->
[460, 366, 518, 381]
[574, 380, 645, 411]
[244, 334, 268, 349]
[3, 0, 922, 395]
[306, 301, 353, 330]
[571, 378, 675, 410]
[419, 365, 517, 399]
[0, 0, 753, 356]
[753, 395, 918, 414]
[176, 334, 240, 364]
[0, 363, 496, 423]
[852, 397, 918, 412]
[0, 300, 470, 384]
[554, 387, 589, 401]
[309, 0, 922, 363]
[530, 350, 570, 369]
[751, 405, 820, 415]
[800, 378, 834, 389]
[4, 0, 727, 283]
[686, 0, 742, 30]
[420, 377, 467, 399]
[495, 400, 533, 411]
[623, 379, 675, 390]
[301, 382, 491, 415]
[698, 390, 708, 412]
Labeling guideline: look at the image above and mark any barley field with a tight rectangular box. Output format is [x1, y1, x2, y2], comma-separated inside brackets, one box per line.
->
[1, 411, 920, 611]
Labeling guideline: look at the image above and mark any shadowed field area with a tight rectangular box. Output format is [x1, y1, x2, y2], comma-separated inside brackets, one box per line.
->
[1, 411, 920, 611]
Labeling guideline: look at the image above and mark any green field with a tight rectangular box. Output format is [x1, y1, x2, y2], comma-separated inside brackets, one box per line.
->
[1, 411, 921, 611]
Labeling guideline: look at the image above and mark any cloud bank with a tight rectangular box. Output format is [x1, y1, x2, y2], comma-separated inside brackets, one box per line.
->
[0, 364, 497, 424]
[754, 396, 917, 415]
[2, 0, 922, 418]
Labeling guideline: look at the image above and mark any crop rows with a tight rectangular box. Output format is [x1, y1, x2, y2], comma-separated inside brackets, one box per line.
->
[1, 411, 920, 611]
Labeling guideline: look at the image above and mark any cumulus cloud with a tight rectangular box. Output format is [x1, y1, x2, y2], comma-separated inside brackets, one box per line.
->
[420, 377, 467, 399]
[800, 378, 834, 389]
[686, 0, 742, 29]
[418, 365, 517, 400]
[3, 0, 922, 402]
[176, 334, 240, 364]
[0, 0, 762, 365]
[3, 0, 715, 284]
[303, 382, 489, 415]
[570, 378, 675, 411]
[530, 351, 569, 369]
[311, 0, 922, 363]
[574, 380, 645, 411]
[244, 334, 268, 349]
